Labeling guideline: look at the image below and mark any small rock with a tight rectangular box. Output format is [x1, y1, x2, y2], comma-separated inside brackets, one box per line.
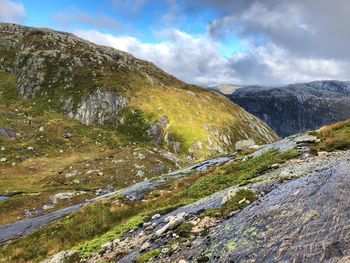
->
[235, 139, 256, 151]
[0, 157, 7, 162]
[140, 242, 150, 251]
[136, 170, 145, 177]
[271, 163, 280, 169]
[100, 242, 113, 253]
[238, 198, 247, 204]
[155, 212, 187, 237]
[1, 146, 5, 151]
[63, 131, 74, 139]
[39, 126, 45, 132]
[152, 214, 161, 220]
[279, 171, 293, 181]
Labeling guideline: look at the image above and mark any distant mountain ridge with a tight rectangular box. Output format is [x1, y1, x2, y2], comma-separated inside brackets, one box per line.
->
[227, 80, 350, 137]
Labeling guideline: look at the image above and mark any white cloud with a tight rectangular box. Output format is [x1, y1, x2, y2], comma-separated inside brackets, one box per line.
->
[75, 28, 350, 86]
[75, 29, 240, 85]
[0, 0, 25, 23]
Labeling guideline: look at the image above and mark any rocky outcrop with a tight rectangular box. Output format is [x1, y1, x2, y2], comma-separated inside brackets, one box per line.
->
[228, 81, 350, 137]
[170, 160, 350, 262]
[64, 90, 129, 126]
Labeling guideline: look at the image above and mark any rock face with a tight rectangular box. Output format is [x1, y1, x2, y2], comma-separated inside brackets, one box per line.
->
[228, 81, 350, 137]
[65, 90, 129, 126]
[174, 160, 350, 262]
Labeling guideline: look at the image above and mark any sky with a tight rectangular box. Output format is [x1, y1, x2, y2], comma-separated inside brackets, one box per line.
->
[1, 0, 350, 86]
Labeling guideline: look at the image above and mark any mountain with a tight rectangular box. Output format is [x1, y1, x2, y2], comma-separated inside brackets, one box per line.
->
[226, 80, 350, 137]
[0, 23, 276, 160]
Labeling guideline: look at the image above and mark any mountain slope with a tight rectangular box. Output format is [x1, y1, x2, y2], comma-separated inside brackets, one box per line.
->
[0, 23, 276, 159]
[0, 24, 277, 228]
[227, 81, 350, 137]
[3, 120, 350, 263]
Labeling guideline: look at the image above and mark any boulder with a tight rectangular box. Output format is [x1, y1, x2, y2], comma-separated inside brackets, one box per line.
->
[155, 212, 187, 237]
[235, 139, 256, 151]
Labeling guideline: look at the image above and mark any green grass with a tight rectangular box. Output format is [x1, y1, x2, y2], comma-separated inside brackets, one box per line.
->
[175, 222, 194, 237]
[74, 214, 145, 259]
[182, 149, 300, 199]
[220, 189, 257, 217]
[0, 149, 300, 263]
[317, 119, 350, 151]
[135, 249, 161, 263]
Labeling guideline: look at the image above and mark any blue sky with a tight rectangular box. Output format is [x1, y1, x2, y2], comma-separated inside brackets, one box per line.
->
[19, 0, 244, 56]
[1, 0, 350, 86]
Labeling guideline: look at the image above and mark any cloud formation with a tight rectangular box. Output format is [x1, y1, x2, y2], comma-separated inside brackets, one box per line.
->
[69, 0, 350, 86]
[0, 0, 25, 23]
[75, 29, 239, 85]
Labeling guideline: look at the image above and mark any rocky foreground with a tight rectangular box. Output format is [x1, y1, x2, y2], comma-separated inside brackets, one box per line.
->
[38, 132, 350, 263]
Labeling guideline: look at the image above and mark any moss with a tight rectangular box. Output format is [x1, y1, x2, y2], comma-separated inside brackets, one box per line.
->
[175, 222, 194, 237]
[226, 241, 237, 252]
[199, 209, 222, 219]
[116, 107, 153, 143]
[220, 189, 258, 217]
[135, 249, 161, 263]
[74, 215, 145, 259]
[182, 149, 300, 199]
[196, 255, 210, 263]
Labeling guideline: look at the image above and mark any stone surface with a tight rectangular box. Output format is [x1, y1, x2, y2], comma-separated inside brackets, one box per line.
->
[0, 128, 16, 139]
[235, 139, 256, 151]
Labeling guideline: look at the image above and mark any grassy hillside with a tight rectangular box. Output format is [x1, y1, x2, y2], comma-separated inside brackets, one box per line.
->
[0, 23, 277, 230]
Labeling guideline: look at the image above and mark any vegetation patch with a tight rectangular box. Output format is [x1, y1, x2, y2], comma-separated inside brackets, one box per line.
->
[0, 150, 300, 262]
[182, 149, 300, 199]
[317, 119, 350, 151]
[135, 249, 161, 263]
[116, 107, 153, 143]
[74, 214, 145, 259]
[220, 189, 258, 217]
[175, 222, 194, 237]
